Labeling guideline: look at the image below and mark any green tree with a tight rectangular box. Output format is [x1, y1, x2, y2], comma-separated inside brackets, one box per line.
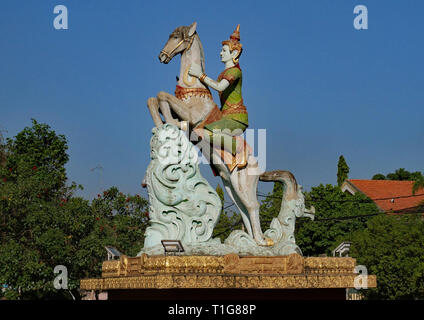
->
[350, 214, 424, 300]
[0, 130, 6, 167]
[373, 168, 423, 182]
[3, 119, 69, 199]
[372, 168, 424, 195]
[259, 182, 283, 232]
[216, 184, 224, 212]
[90, 187, 149, 257]
[412, 175, 424, 195]
[386, 168, 422, 181]
[337, 155, 349, 187]
[372, 174, 386, 180]
[0, 120, 86, 299]
[0, 120, 149, 299]
[257, 181, 379, 256]
[294, 184, 380, 256]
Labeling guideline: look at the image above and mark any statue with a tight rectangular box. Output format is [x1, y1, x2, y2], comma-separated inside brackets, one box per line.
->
[188, 24, 248, 168]
[80, 22, 377, 298]
[142, 22, 315, 256]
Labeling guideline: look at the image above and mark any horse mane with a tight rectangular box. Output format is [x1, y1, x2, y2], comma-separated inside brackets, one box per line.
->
[194, 33, 205, 72]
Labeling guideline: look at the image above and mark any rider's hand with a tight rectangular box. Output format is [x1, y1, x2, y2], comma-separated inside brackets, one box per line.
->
[188, 64, 202, 78]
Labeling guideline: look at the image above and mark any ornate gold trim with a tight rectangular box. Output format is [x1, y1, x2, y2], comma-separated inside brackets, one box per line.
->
[175, 85, 213, 101]
[81, 274, 377, 290]
[221, 104, 247, 116]
[80, 254, 377, 290]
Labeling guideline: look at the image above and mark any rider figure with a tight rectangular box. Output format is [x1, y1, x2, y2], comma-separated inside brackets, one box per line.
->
[189, 25, 248, 167]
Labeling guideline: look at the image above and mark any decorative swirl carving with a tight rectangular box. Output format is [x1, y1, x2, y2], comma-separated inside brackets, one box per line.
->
[142, 124, 222, 251]
[139, 125, 315, 257]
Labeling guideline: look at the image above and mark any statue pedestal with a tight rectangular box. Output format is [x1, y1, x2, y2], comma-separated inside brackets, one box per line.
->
[80, 254, 376, 300]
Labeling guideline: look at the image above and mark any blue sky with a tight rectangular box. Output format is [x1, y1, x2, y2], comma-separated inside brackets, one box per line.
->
[1, 0, 423, 200]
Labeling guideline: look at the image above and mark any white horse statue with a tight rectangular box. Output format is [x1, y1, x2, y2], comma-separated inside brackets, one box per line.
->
[146, 22, 314, 251]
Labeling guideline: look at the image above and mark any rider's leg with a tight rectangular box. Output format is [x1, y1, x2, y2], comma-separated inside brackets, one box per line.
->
[203, 119, 247, 155]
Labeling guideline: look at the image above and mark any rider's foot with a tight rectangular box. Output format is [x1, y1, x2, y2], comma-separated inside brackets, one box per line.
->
[236, 148, 248, 169]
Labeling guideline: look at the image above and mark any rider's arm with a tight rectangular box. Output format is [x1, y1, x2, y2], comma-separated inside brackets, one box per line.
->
[188, 64, 229, 92]
[201, 75, 229, 92]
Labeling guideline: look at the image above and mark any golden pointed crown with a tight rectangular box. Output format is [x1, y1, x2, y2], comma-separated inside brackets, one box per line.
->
[222, 24, 243, 59]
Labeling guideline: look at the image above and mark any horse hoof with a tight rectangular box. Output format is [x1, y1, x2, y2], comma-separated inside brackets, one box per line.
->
[265, 238, 274, 247]
[257, 237, 274, 247]
[178, 121, 188, 131]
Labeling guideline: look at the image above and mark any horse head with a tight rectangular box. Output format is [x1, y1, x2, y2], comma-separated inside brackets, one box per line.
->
[159, 22, 197, 64]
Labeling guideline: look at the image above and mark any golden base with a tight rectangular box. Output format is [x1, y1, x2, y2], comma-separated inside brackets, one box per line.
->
[80, 254, 376, 290]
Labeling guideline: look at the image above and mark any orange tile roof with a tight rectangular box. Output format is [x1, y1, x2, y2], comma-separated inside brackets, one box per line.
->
[347, 179, 424, 213]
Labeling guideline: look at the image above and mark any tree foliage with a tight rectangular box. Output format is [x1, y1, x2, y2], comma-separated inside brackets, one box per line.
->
[0, 120, 148, 300]
[90, 187, 149, 257]
[371, 173, 386, 180]
[259, 182, 283, 232]
[372, 168, 424, 196]
[337, 155, 349, 187]
[294, 184, 380, 256]
[4, 119, 69, 196]
[350, 214, 424, 300]
[257, 182, 379, 256]
[372, 168, 423, 182]
[412, 175, 424, 195]
[0, 130, 6, 167]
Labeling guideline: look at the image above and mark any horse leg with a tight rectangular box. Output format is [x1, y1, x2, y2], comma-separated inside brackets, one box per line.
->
[157, 99, 179, 126]
[222, 179, 254, 237]
[147, 97, 163, 127]
[231, 166, 269, 246]
[157, 91, 191, 124]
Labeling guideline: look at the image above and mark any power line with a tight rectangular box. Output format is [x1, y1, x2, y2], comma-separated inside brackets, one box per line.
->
[214, 210, 423, 239]
[224, 203, 235, 210]
[310, 210, 423, 222]
[256, 191, 424, 203]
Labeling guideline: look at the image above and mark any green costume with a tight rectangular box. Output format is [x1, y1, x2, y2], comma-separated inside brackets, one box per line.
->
[204, 65, 248, 155]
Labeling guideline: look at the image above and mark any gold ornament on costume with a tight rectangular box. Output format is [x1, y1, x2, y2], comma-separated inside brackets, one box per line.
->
[222, 24, 243, 63]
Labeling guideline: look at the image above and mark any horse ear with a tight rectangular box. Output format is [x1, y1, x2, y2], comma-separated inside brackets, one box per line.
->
[188, 22, 197, 37]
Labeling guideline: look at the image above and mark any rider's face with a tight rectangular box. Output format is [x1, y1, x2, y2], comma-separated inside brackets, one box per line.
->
[220, 45, 232, 63]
